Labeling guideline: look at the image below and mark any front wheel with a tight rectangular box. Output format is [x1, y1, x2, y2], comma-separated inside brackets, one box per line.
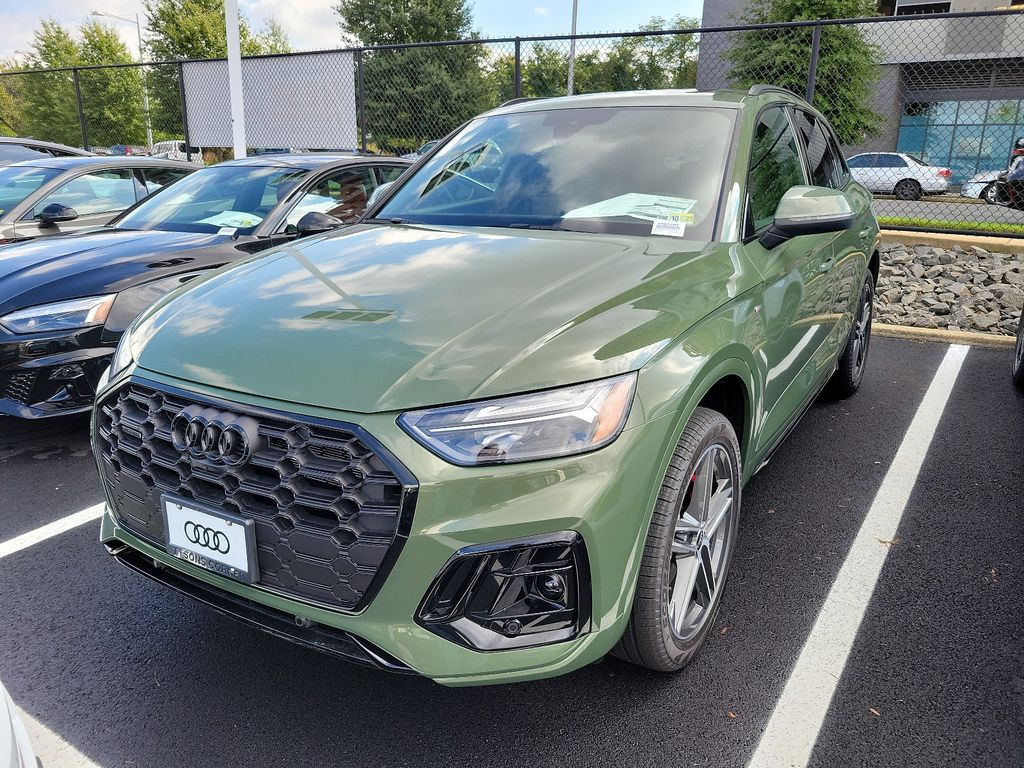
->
[830, 274, 874, 398]
[614, 407, 741, 672]
[982, 182, 999, 205]
[1013, 314, 1024, 390]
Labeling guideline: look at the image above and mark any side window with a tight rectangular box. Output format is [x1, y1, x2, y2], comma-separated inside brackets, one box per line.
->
[883, 154, 908, 168]
[847, 155, 866, 168]
[34, 169, 136, 216]
[142, 167, 192, 194]
[747, 107, 806, 235]
[791, 109, 844, 189]
[375, 165, 406, 185]
[284, 166, 376, 228]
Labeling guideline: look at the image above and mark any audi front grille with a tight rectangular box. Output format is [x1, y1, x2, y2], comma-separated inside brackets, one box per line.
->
[94, 378, 418, 612]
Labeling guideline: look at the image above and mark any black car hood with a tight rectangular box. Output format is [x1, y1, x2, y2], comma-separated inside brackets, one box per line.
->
[0, 228, 247, 315]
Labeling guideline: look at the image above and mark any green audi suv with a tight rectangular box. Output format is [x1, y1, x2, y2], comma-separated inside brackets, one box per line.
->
[92, 87, 880, 685]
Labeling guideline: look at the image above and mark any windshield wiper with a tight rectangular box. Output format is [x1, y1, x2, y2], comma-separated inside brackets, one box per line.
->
[506, 223, 568, 231]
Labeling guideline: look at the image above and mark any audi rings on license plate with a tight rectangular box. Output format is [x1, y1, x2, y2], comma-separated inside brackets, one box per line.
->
[161, 495, 259, 584]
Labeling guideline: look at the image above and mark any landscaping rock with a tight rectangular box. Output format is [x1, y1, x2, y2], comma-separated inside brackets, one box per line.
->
[876, 243, 1023, 335]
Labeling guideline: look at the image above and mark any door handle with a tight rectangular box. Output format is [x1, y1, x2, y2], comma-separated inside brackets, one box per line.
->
[820, 258, 835, 273]
[859, 229, 871, 240]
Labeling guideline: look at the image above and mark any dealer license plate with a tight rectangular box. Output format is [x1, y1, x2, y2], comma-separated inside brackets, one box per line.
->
[162, 495, 258, 584]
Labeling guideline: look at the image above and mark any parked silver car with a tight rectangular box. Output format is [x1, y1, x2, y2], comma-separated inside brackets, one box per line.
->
[961, 170, 1002, 203]
[846, 151, 951, 200]
[0, 681, 37, 768]
[0, 136, 93, 165]
[0, 156, 198, 244]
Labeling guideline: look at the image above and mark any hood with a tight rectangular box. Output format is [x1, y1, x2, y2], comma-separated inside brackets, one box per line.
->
[0, 228, 237, 315]
[134, 223, 747, 413]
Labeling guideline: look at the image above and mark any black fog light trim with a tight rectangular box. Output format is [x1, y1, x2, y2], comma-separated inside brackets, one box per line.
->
[416, 531, 591, 651]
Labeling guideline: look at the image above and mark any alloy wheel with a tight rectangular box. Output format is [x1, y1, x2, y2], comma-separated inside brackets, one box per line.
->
[1014, 322, 1024, 378]
[850, 282, 873, 380]
[667, 443, 736, 641]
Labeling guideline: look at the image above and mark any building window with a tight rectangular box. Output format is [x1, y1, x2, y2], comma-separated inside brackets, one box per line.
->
[897, 99, 1023, 184]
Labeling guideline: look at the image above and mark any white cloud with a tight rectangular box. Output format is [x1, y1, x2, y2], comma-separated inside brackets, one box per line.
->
[533, 6, 550, 16]
[242, 0, 344, 51]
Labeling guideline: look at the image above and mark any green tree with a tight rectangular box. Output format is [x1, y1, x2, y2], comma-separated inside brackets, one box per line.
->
[725, 0, 882, 145]
[0, 58, 27, 137]
[18, 21, 84, 147]
[78, 21, 146, 146]
[335, 0, 491, 152]
[142, 0, 291, 140]
[486, 15, 699, 103]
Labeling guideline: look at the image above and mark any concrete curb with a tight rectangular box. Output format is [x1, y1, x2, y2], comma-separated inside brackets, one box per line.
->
[874, 322, 1016, 347]
[880, 229, 1024, 255]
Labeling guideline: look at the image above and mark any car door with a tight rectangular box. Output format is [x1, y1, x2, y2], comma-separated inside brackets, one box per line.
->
[792, 108, 872, 356]
[17, 168, 139, 238]
[741, 105, 837, 453]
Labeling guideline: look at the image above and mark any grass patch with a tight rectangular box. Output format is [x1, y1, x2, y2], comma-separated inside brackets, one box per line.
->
[878, 216, 1024, 236]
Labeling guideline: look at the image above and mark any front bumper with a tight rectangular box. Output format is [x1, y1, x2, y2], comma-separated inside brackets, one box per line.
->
[95, 369, 677, 686]
[0, 324, 112, 418]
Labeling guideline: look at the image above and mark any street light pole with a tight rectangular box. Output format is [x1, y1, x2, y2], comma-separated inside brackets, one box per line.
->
[567, 0, 579, 96]
[92, 10, 153, 151]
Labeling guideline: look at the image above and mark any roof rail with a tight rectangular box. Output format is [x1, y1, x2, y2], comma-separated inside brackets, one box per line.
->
[499, 96, 551, 107]
[746, 84, 799, 98]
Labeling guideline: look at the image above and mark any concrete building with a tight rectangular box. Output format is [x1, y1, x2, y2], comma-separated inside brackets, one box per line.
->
[697, 0, 1024, 183]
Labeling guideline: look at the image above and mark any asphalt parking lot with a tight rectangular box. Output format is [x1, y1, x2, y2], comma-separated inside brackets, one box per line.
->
[0, 336, 1020, 768]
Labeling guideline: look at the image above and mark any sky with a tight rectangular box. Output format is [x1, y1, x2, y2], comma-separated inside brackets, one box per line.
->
[0, 0, 706, 60]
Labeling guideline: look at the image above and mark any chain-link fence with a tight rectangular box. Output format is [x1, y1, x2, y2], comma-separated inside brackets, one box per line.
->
[3, 8, 1024, 235]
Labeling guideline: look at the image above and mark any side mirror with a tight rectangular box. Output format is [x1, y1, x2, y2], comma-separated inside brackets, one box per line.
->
[37, 203, 79, 227]
[295, 211, 343, 237]
[367, 181, 396, 206]
[759, 186, 855, 250]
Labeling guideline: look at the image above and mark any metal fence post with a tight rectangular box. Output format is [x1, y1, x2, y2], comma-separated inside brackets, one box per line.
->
[805, 23, 822, 104]
[177, 61, 191, 154]
[72, 67, 89, 150]
[356, 49, 368, 154]
[514, 38, 522, 99]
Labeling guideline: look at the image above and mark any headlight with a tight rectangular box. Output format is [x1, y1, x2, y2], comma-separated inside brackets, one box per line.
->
[0, 294, 115, 334]
[398, 373, 637, 466]
[106, 327, 135, 382]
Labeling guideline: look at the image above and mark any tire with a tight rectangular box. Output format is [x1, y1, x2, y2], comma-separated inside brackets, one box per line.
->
[894, 179, 922, 201]
[614, 407, 741, 672]
[830, 273, 874, 398]
[982, 182, 999, 205]
[1013, 314, 1024, 390]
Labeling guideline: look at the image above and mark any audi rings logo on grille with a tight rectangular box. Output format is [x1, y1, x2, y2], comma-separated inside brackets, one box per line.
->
[171, 410, 253, 465]
[183, 521, 231, 554]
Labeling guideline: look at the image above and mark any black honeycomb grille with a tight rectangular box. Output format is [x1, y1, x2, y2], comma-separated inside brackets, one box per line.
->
[3, 371, 37, 404]
[95, 380, 416, 612]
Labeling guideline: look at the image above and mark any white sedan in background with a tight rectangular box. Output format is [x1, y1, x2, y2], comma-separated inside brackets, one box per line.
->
[846, 151, 951, 200]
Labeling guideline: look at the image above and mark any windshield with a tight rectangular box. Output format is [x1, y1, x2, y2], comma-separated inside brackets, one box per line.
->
[115, 164, 308, 234]
[377, 106, 735, 240]
[0, 166, 62, 217]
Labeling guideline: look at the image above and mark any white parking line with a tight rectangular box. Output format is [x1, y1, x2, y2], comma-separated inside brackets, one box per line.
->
[748, 343, 970, 768]
[0, 503, 104, 560]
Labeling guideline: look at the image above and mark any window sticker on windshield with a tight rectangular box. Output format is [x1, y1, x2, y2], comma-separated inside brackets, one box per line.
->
[651, 219, 687, 238]
[563, 193, 696, 222]
[197, 211, 263, 228]
[217, 227, 236, 236]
